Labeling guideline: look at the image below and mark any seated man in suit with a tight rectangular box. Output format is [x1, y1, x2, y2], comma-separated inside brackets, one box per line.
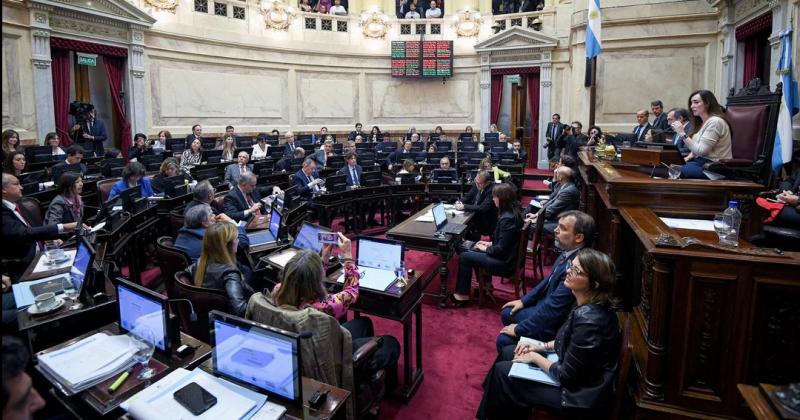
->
[349, 122, 365, 141]
[496, 210, 595, 352]
[311, 140, 334, 167]
[511, 140, 527, 165]
[184, 180, 220, 216]
[224, 151, 253, 188]
[275, 147, 304, 172]
[51, 145, 88, 182]
[665, 107, 692, 153]
[525, 166, 580, 234]
[175, 204, 249, 263]
[633, 109, 652, 143]
[455, 171, 497, 240]
[2, 173, 78, 279]
[338, 152, 379, 227]
[650, 99, 669, 130]
[293, 158, 323, 203]
[185, 124, 202, 148]
[283, 131, 298, 156]
[430, 156, 458, 182]
[387, 140, 415, 169]
[223, 172, 280, 222]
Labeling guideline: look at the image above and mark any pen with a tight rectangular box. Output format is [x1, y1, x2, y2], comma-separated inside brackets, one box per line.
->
[108, 369, 131, 394]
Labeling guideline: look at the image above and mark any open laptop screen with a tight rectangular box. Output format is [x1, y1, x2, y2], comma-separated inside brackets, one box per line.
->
[293, 222, 325, 254]
[69, 239, 94, 292]
[211, 312, 302, 404]
[432, 204, 448, 231]
[268, 207, 282, 239]
[357, 237, 402, 270]
[117, 280, 168, 351]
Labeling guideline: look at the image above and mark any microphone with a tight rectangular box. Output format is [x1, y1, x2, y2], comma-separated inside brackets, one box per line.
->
[169, 298, 198, 322]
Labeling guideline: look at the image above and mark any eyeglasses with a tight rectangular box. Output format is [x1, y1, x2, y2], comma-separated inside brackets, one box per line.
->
[566, 265, 585, 277]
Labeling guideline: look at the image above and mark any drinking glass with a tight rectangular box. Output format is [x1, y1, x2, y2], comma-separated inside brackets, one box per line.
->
[667, 165, 681, 180]
[129, 327, 156, 380]
[61, 277, 78, 300]
[44, 242, 64, 264]
[713, 213, 729, 244]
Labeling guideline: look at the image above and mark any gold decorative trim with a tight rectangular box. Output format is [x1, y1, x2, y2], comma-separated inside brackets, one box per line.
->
[261, 0, 296, 31]
[359, 8, 390, 39]
[144, 0, 178, 13]
[452, 8, 483, 38]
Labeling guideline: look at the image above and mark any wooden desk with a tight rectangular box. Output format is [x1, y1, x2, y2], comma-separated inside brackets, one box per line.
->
[325, 264, 426, 402]
[35, 322, 212, 418]
[387, 203, 473, 308]
[738, 383, 799, 420]
[199, 359, 350, 420]
[617, 206, 800, 419]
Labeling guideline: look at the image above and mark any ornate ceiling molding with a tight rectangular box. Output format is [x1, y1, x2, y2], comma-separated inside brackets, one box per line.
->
[473, 26, 558, 54]
[26, 0, 156, 27]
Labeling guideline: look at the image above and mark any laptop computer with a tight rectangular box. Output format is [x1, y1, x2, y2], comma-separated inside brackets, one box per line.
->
[116, 278, 172, 353]
[432, 203, 468, 235]
[337, 237, 404, 292]
[265, 222, 330, 269]
[30, 237, 96, 298]
[247, 207, 282, 248]
[209, 311, 303, 406]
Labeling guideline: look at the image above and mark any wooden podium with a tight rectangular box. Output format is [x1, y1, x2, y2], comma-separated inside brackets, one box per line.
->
[621, 146, 685, 166]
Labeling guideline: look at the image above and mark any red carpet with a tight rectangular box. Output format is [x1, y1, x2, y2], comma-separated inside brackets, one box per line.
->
[524, 168, 552, 176]
[522, 179, 548, 191]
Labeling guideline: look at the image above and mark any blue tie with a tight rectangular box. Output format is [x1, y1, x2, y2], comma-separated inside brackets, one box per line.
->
[351, 167, 359, 185]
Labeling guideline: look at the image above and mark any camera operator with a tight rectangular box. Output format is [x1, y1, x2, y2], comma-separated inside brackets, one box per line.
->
[70, 105, 107, 155]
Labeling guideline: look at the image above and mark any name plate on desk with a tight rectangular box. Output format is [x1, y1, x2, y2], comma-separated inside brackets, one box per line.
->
[621, 147, 684, 166]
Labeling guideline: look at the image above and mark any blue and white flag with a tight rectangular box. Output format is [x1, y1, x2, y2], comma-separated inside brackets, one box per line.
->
[773, 27, 798, 172]
[586, 0, 601, 59]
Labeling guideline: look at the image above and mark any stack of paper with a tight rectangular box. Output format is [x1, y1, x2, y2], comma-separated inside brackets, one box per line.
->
[38, 333, 136, 394]
[507, 337, 561, 386]
[125, 368, 266, 420]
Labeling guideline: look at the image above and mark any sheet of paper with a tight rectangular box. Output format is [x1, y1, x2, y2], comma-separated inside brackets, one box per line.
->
[250, 402, 286, 420]
[659, 217, 716, 232]
[337, 266, 398, 292]
[415, 210, 434, 223]
[122, 368, 192, 411]
[12, 273, 71, 308]
[267, 250, 296, 268]
[90, 222, 106, 233]
[32, 250, 77, 274]
[38, 334, 134, 387]
[508, 361, 560, 386]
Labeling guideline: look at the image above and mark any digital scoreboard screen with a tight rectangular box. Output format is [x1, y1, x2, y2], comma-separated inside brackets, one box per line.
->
[391, 41, 453, 78]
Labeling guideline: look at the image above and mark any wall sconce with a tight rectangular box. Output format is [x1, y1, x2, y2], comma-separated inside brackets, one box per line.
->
[452, 7, 483, 37]
[144, 0, 178, 12]
[359, 8, 390, 39]
[261, 0, 296, 30]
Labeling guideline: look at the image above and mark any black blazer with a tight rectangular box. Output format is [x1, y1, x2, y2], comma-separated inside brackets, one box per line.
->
[485, 211, 523, 264]
[223, 185, 273, 221]
[293, 169, 318, 200]
[387, 149, 416, 165]
[128, 145, 154, 161]
[651, 113, 669, 130]
[550, 304, 620, 409]
[2, 204, 61, 278]
[462, 183, 497, 235]
[546, 122, 566, 141]
[283, 142, 299, 157]
[337, 164, 363, 186]
[633, 123, 652, 142]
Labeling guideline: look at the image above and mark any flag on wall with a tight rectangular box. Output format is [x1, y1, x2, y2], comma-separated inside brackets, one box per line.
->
[773, 27, 798, 172]
[586, 0, 601, 59]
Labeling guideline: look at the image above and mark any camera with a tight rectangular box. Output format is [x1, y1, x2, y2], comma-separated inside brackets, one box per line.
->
[69, 101, 94, 124]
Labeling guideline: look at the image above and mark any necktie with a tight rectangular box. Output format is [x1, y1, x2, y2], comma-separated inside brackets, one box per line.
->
[246, 192, 261, 215]
[551, 124, 556, 139]
[290, 144, 295, 151]
[351, 167, 359, 185]
[88, 121, 93, 133]
[308, 174, 318, 191]
[240, 165, 246, 175]
[15, 205, 43, 252]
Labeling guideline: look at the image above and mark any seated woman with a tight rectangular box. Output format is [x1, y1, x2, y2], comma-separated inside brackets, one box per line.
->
[44, 172, 84, 225]
[480, 157, 510, 182]
[108, 161, 154, 200]
[2, 151, 26, 176]
[151, 157, 190, 196]
[452, 183, 522, 306]
[45, 132, 65, 158]
[128, 133, 153, 162]
[152, 130, 170, 152]
[586, 125, 602, 147]
[267, 233, 399, 381]
[221, 135, 236, 162]
[180, 139, 203, 173]
[397, 159, 415, 174]
[477, 248, 620, 419]
[369, 126, 382, 142]
[678, 90, 732, 179]
[251, 134, 269, 160]
[1, 129, 21, 163]
[187, 222, 254, 316]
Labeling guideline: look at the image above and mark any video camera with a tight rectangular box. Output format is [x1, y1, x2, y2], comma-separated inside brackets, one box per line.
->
[69, 101, 94, 124]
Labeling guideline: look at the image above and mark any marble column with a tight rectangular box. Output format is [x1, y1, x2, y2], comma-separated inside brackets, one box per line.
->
[479, 53, 491, 135]
[29, 6, 55, 142]
[767, 3, 783, 91]
[538, 61, 551, 169]
[128, 28, 147, 136]
[718, 6, 735, 95]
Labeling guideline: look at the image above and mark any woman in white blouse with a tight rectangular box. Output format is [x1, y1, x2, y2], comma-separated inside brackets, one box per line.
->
[251, 134, 269, 160]
[45, 132, 65, 157]
[677, 89, 732, 179]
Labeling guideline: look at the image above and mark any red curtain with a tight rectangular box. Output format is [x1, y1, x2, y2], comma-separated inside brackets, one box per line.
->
[51, 37, 128, 57]
[526, 71, 540, 166]
[490, 75, 503, 126]
[51, 49, 72, 146]
[742, 38, 759, 86]
[103, 57, 132, 159]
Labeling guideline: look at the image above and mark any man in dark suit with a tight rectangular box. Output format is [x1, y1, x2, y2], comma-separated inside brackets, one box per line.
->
[283, 131, 298, 156]
[310, 140, 334, 167]
[516, 0, 536, 12]
[224, 151, 254, 188]
[275, 148, 305, 172]
[223, 172, 280, 221]
[51, 145, 88, 182]
[2, 174, 78, 279]
[338, 152, 363, 187]
[511, 141, 527, 165]
[633, 109, 652, 143]
[525, 166, 580, 234]
[650, 99, 669, 130]
[561, 121, 588, 159]
[545, 114, 566, 161]
[387, 140, 415, 168]
[349, 123, 365, 141]
[184, 180, 220, 216]
[293, 158, 323, 203]
[71, 108, 108, 155]
[185, 124, 203, 149]
[430, 156, 458, 182]
[455, 171, 497, 240]
[666, 107, 692, 152]
[496, 210, 595, 352]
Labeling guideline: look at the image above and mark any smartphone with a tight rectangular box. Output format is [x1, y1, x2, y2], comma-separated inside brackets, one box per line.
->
[318, 232, 339, 245]
[173, 382, 217, 416]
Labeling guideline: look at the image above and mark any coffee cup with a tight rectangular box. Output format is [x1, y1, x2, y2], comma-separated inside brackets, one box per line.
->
[34, 292, 57, 311]
[44, 245, 65, 264]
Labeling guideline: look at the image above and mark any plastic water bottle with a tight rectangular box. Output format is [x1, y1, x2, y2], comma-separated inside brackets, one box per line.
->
[722, 201, 742, 247]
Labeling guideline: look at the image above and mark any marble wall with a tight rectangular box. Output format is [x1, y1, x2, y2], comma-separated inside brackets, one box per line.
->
[2, 20, 38, 141]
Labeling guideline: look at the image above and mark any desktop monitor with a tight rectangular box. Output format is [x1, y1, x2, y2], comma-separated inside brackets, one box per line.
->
[265, 135, 280, 146]
[355, 142, 374, 153]
[326, 155, 345, 169]
[332, 143, 343, 154]
[24, 145, 51, 161]
[459, 133, 474, 140]
[361, 171, 381, 187]
[117, 278, 170, 352]
[399, 173, 418, 185]
[458, 142, 478, 152]
[499, 152, 517, 164]
[325, 174, 347, 193]
[51, 163, 83, 183]
[70, 237, 96, 295]
[490, 144, 508, 154]
[210, 311, 302, 405]
[109, 184, 141, 211]
[201, 149, 223, 163]
[435, 141, 452, 152]
[296, 134, 313, 144]
[411, 142, 425, 152]
[33, 154, 53, 163]
[193, 168, 218, 182]
[356, 237, 404, 271]
[235, 136, 254, 148]
[431, 169, 455, 184]
[19, 170, 45, 184]
[269, 149, 285, 159]
[359, 157, 376, 167]
[484, 133, 499, 142]
[164, 175, 189, 197]
[379, 141, 397, 152]
[201, 137, 217, 150]
[166, 138, 186, 151]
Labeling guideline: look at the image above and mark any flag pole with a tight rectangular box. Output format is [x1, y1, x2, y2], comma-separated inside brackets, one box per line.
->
[589, 57, 597, 127]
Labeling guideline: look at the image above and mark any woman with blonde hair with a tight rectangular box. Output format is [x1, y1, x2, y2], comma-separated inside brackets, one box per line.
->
[2, 129, 21, 162]
[188, 222, 253, 316]
[480, 156, 510, 181]
[221, 135, 236, 161]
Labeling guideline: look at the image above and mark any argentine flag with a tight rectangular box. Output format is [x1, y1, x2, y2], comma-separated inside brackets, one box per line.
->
[773, 28, 798, 172]
[586, 0, 601, 59]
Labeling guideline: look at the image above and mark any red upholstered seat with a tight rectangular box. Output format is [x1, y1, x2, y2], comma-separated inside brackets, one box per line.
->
[724, 104, 768, 166]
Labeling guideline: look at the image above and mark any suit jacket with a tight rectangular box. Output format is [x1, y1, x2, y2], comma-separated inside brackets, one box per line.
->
[310, 150, 329, 167]
[283, 142, 299, 156]
[485, 211, 523, 265]
[80, 118, 108, 154]
[546, 122, 566, 141]
[462, 183, 497, 235]
[224, 163, 254, 187]
[293, 169, 319, 201]
[44, 194, 82, 225]
[184, 134, 202, 149]
[543, 182, 579, 227]
[514, 150, 528, 165]
[223, 185, 272, 221]
[2, 203, 61, 278]
[633, 123, 652, 142]
[274, 157, 293, 172]
[515, 250, 579, 340]
[338, 164, 363, 186]
[651, 113, 669, 130]
[387, 149, 416, 165]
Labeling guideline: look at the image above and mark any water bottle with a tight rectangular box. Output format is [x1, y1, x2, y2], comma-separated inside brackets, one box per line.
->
[722, 201, 742, 247]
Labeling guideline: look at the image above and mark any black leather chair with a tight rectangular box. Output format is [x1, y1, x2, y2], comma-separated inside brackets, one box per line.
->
[155, 237, 191, 299]
[172, 271, 229, 343]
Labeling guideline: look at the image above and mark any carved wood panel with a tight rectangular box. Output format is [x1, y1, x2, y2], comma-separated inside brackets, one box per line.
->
[748, 277, 800, 385]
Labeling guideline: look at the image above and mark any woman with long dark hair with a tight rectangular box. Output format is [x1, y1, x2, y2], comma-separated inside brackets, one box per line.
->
[678, 89, 732, 179]
[44, 172, 84, 225]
